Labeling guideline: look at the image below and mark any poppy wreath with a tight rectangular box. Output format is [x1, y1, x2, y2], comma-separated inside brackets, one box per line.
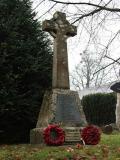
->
[43, 124, 65, 145]
[81, 125, 101, 145]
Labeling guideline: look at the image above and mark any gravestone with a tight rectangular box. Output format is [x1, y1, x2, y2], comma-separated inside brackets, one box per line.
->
[30, 12, 86, 144]
[111, 82, 120, 129]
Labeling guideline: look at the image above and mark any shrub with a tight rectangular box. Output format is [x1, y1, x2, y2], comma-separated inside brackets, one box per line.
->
[82, 93, 116, 126]
[0, 0, 52, 143]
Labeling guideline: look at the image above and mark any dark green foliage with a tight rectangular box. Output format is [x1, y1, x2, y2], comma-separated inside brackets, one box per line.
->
[0, 0, 52, 143]
[82, 93, 116, 126]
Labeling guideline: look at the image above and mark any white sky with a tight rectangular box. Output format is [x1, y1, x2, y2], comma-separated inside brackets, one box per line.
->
[31, 0, 83, 70]
[31, 0, 120, 88]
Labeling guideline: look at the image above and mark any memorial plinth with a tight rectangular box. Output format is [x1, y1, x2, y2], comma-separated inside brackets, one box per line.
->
[30, 12, 86, 144]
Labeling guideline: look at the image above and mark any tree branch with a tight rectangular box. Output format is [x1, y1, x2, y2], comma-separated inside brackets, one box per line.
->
[50, 0, 120, 12]
[93, 57, 120, 75]
[38, 2, 57, 19]
[72, 8, 102, 24]
[105, 55, 120, 65]
[32, 0, 45, 11]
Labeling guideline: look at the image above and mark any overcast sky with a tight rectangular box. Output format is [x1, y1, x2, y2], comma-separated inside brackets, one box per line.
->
[31, 0, 120, 87]
[31, 0, 83, 70]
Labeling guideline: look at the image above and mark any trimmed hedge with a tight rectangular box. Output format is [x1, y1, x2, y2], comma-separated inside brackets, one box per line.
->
[82, 93, 116, 126]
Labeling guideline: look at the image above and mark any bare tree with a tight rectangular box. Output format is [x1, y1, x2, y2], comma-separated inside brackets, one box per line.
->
[70, 50, 116, 90]
[33, 0, 120, 63]
[32, 0, 120, 127]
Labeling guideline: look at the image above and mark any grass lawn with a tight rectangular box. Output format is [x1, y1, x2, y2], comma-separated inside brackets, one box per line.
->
[0, 133, 120, 160]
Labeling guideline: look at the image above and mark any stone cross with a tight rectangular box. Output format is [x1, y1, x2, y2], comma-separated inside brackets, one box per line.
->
[42, 12, 77, 89]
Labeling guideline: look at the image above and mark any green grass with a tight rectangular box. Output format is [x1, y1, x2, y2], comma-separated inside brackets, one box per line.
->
[101, 132, 120, 147]
[0, 133, 120, 160]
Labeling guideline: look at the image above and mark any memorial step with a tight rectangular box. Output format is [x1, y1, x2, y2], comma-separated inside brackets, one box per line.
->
[65, 135, 80, 141]
[63, 127, 81, 143]
[66, 132, 80, 135]
[65, 137, 80, 141]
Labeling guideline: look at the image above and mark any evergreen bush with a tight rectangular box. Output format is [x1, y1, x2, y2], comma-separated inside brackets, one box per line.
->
[82, 93, 116, 126]
[0, 0, 52, 143]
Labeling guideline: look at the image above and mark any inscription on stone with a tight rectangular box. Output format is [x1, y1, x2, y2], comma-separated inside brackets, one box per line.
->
[55, 94, 81, 124]
[63, 127, 81, 142]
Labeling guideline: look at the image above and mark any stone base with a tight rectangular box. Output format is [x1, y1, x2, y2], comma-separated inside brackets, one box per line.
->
[63, 127, 82, 144]
[36, 89, 86, 128]
[30, 89, 87, 144]
[30, 127, 83, 144]
[30, 128, 44, 144]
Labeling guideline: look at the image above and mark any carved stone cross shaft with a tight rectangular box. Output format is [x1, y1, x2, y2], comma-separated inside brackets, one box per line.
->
[42, 12, 77, 89]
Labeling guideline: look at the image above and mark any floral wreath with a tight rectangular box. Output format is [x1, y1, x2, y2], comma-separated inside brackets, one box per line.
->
[81, 125, 101, 145]
[43, 124, 65, 145]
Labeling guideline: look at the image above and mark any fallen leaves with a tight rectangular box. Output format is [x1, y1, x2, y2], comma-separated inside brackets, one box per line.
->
[0, 144, 120, 160]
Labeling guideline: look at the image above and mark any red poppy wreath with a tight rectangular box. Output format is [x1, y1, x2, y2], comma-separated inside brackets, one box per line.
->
[81, 125, 101, 145]
[43, 124, 65, 145]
